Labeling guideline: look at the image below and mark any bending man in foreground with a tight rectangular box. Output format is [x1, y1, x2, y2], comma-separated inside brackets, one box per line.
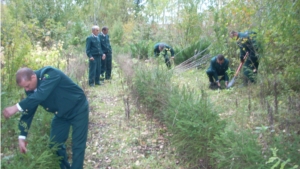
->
[2, 66, 89, 169]
[206, 54, 229, 89]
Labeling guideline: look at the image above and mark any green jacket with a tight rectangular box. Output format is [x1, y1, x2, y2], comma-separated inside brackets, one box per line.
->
[86, 34, 103, 58]
[98, 32, 112, 54]
[236, 32, 258, 61]
[207, 56, 229, 81]
[154, 43, 175, 57]
[18, 66, 88, 137]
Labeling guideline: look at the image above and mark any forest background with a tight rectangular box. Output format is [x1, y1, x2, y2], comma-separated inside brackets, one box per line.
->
[1, 0, 300, 168]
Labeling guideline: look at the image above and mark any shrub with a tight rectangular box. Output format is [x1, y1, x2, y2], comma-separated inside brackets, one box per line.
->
[269, 132, 300, 168]
[132, 64, 225, 168]
[1, 93, 62, 169]
[174, 38, 210, 65]
[1, 135, 61, 169]
[163, 88, 225, 167]
[132, 63, 172, 117]
[110, 19, 124, 46]
[210, 126, 268, 169]
[266, 147, 299, 169]
[129, 40, 152, 59]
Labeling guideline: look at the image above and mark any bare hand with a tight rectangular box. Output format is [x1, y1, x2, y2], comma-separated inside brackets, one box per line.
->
[225, 81, 228, 87]
[102, 54, 106, 60]
[89, 57, 94, 61]
[19, 139, 27, 153]
[217, 81, 221, 87]
[3, 105, 18, 118]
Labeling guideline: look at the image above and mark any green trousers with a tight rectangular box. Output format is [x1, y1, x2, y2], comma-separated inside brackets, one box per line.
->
[89, 55, 101, 85]
[243, 57, 259, 83]
[100, 52, 112, 79]
[50, 100, 89, 169]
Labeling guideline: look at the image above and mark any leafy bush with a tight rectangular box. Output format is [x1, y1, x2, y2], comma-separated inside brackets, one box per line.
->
[269, 133, 300, 168]
[1, 135, 61, 169]
[284, 65, 300, 91]
[1, 93, 63, 169]
[210, 127, 268, 169]
[110, 19, 124, 46]
[129, 40, 153, 59]
[266, 147, 299, 169]
[132, 64, 225, 168]
[174, 38, 210, 65]
[26, 41, 66, 69]
[164, 88, 225, 167]
[68, 21, 88, 47]
[132, 63, 172, 117]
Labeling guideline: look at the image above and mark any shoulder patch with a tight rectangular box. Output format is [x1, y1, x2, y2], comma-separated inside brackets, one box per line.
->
[42, 74, 50, 80]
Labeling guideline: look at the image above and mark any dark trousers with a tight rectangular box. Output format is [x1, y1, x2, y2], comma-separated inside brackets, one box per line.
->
[50, 100, 89, 169]
[100, 53, 112, 79]
[206, 70, 225, 82]
[165, 57, 171, 68]
[243, 57, 259, 83]
[154, 49, 171, 68]
[89, 55, 101, 85]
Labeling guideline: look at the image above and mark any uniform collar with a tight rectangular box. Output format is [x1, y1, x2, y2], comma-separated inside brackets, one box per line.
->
[35, 71, 41, 91]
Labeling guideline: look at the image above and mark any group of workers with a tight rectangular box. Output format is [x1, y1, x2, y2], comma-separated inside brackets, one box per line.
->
[2, 29, 259, 169]
[207, 30, 259, 89]
[155, 30, 260, 89]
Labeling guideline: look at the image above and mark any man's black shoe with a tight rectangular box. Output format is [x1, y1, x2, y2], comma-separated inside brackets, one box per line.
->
[209, 82, 218, 89]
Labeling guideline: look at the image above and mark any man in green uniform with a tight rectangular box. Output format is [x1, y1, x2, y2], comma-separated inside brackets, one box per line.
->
[86, 25, 105, 86]
[206, 54, 229, 89]
[230, 30, 259, 83]
[99, 26, 113, 80]
[2, 66, 89, 169]
[153, 43, 175, 68]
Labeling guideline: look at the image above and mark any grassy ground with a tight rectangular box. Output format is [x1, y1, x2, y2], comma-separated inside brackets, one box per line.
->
[172, 67, 272, 130]
[83, 57, 182, 169]
[82, 55, 246, 169]
[1, 54, 298, 168]
[83, 54, 299, 168]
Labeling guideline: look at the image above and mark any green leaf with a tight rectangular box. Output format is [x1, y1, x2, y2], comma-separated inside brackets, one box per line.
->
[266, 157, 278, 164]
[271, 159, 281, 169]
[280, 159, 290, 169]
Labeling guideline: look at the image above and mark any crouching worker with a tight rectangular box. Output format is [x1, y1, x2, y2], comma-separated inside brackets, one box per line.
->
[206, 54, 229, 89]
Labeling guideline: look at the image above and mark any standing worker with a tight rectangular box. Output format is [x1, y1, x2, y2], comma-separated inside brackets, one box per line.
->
[230, 30, 259, 84]
[2, 66, 89, 169]
[99, 26, 113, 81]
[153, 43, 175, 68]
[206, 54, 229, 89]
[86, 25, 105, 87]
